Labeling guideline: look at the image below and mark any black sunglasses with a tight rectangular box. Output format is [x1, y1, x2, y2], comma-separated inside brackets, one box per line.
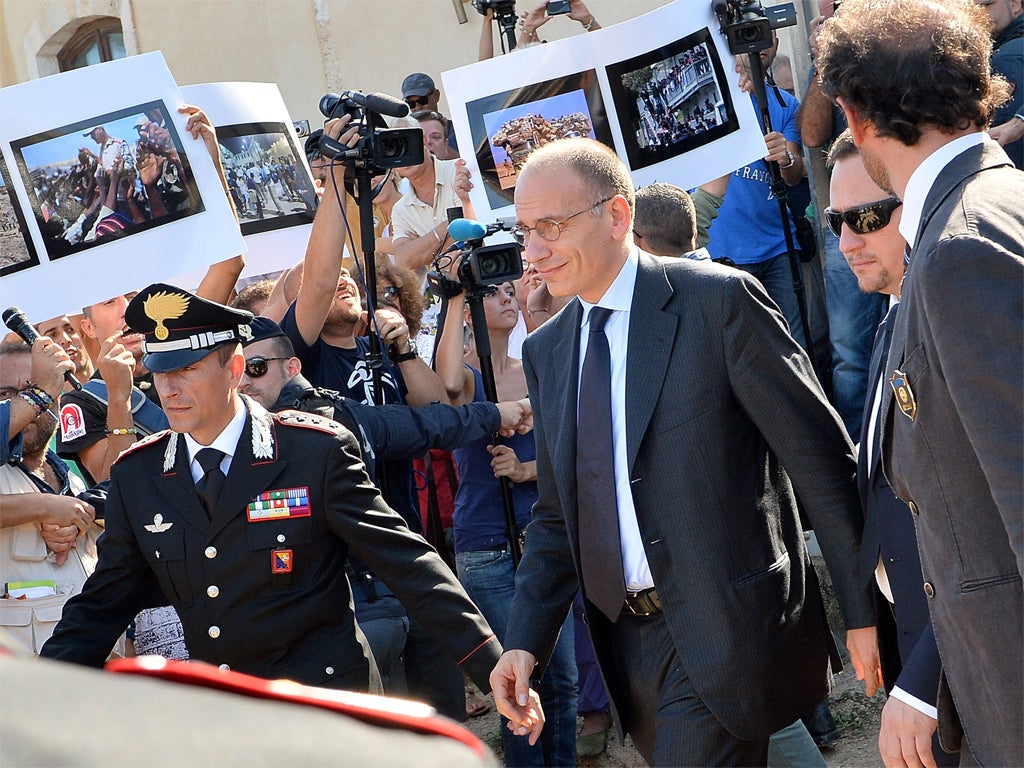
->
[244, 356, 289, 378]
[405, 95, 431, 107]
[823, 197, 902, 238]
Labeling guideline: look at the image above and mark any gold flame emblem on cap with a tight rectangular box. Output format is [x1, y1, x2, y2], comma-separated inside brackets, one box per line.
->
[143, 291, 190, 341]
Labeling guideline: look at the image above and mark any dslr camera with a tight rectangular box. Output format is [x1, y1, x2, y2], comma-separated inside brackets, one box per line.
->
[317, 91, 424, 171]
[712, 0, 797, 55]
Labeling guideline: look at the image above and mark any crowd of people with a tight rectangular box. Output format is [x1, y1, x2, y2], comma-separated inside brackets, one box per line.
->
[2, 0, 1021, 766]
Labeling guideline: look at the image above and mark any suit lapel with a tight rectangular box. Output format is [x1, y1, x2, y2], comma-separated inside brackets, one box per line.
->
[208, 402, 287, 540]
[625, 254, 677, 472]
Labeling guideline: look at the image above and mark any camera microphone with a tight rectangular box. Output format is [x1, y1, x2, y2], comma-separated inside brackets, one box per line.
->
[340, 90, 410, 119]
[448, 218, 488, 242]
[2, 306, 82, 391]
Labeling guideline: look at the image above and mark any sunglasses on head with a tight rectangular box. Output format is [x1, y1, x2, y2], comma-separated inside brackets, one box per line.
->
[244, 356, 289, 378]
[405, 95, 431, 107]
[823, 197, 902, 238]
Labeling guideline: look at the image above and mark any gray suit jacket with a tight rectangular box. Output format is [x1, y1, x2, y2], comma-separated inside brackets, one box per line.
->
[881, 140, 1024, 766]
[507, 253, 873, 740]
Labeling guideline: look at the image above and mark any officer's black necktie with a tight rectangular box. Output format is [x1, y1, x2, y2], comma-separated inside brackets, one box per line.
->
[195, 448, 226, 519]
[576, 306, 625, 622]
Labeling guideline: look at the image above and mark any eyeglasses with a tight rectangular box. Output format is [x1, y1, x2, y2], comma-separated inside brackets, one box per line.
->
[405, 95, 431, 108]
[823, 197, 902, 238]
[376, 285, 400, 307]
[512, 197, 613, 247]
[243, 356, 289, 378]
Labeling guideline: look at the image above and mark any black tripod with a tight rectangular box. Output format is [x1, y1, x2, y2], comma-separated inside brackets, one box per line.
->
[744, 51, 815, 365]
[463, 285, 523, 568]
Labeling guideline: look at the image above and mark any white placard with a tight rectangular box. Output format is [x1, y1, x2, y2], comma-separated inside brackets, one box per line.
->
[177, 82, 318, 284]
[0, 52, 246, 323]
[442, 0, 765, 221]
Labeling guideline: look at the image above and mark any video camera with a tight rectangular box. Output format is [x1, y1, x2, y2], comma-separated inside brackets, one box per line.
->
[427, 217, 524, 298]
[316, 90, 424, 172]
[471, 0, 519, 52]
[712, 0, 797, 55]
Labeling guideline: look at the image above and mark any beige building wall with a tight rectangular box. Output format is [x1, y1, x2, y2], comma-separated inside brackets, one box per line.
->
[1, 0, 674, 126]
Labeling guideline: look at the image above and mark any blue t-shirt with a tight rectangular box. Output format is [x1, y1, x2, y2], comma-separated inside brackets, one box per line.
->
[706, 90, 803, 265]
[453, 367, 537, 553]
[281, 302, 421, 532]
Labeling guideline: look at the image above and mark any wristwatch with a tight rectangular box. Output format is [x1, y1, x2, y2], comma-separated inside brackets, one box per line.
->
[779, 149, 796, 169]
[392, 339, 418, 362]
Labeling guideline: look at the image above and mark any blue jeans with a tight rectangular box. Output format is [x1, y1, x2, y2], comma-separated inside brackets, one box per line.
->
[457, 548, 578, 767]
[737, 253, 808, 351]
[823, 229, 886, 443]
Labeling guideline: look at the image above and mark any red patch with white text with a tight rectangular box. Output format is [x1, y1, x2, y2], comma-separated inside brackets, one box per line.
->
[60, 403, 86, 442]
[271, 549, 293, 574]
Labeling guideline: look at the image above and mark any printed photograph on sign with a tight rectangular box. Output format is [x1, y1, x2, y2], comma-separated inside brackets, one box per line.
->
[464, 69, 613, 210]
[217, 122, 318, 236]
[0, 154, 39, 276]
[10, 100, 205, 262]
[605, 27, 740, 171]
[483, 90, 596, 191]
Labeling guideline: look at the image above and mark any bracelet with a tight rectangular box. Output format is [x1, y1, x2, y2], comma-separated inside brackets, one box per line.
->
[583, 16, 595, 30]
[433, 227, 443, 244]
[106, 427, 138, 436]
[18, 390, 46, 416]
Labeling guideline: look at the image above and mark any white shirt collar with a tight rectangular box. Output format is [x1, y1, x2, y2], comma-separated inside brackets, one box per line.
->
[578, 247, 639, 324]
[898, 132, 989, 248]
[183, 399, 248, 470]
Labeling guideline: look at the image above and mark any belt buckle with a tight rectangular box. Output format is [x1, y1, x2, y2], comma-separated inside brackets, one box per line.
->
[624, 588, 661, 616]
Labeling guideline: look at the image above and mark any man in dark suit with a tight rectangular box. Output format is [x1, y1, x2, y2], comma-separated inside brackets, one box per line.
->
[820, 2, 1024, 765]
[42, 284, 506, 699]
[828, 131, 957, 767]
[489, 138, 879, 766]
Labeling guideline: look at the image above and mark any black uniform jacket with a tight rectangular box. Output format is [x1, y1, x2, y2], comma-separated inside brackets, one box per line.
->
[42, 399, 500, 691]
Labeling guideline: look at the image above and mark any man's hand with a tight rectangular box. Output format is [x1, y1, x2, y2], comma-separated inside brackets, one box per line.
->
[96, 332, 136, 405]
[41, 523, 79, 566]
[488, 444, 535, 483]
[31, 338, 73, 401]
[879, 696, 939, 768]
[38, 495, 95, 536]
[453, 159, 474, 205]
[489, 650, 546, 745]
[495, 399, 533, 436]
[989, 118, 1024, 148]
[366, 306, 410, 349]
[847, 625, 883, 697]
[763, 131, 790, 166]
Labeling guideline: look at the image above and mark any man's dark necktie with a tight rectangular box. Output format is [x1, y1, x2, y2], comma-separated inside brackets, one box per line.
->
[195, 448, 226, 519]
[576, 306, 625, 622]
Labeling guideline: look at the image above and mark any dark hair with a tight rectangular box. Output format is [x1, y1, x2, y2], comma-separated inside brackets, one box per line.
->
[634, 183, 697, 255]
[0, 339, 30, 357]
[260, 334, 296, 359]
[410, 110, 448, 130]
[374, 258, 425, 336]
[826, 128, 860, 169]
[819, 0, 1011, 145]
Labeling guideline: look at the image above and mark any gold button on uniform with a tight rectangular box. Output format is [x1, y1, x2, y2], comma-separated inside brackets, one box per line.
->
[207, 585, 220, 598]
[923, 582, 935, 598]
[205, 546, 218, 559]
[208, 626, 221, 638]
[909, 501, 919, 516]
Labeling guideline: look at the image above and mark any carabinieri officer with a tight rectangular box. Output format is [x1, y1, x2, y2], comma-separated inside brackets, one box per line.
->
[42, 284, 502, 693]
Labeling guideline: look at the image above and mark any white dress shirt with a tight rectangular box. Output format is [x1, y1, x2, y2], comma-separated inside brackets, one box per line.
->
[183, 402, 248, 483]
[576, 247, 654, 591]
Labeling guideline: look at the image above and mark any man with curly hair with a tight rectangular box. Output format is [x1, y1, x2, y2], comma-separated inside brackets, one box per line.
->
[819, 2, 1023, 765]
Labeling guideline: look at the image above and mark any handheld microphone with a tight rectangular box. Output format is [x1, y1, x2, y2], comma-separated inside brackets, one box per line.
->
[340, 90, 410, 119]
[448, 218, 488, 242]
[2, 306, 82, 391]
